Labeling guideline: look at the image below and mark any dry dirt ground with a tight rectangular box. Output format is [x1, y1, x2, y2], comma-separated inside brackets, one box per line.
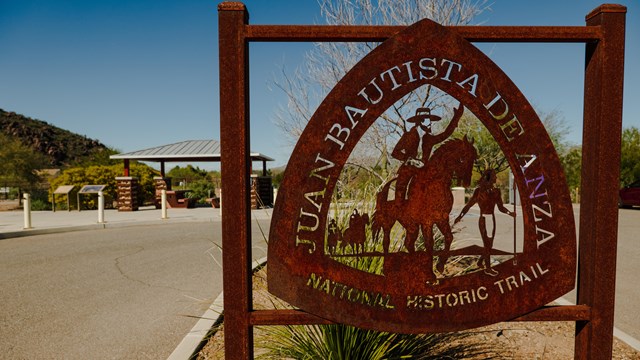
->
[197, 267, 640, 359]
[0, 200, 20, 211]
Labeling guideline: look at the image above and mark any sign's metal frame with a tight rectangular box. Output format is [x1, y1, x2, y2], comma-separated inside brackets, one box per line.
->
[218, 2, 625, 359]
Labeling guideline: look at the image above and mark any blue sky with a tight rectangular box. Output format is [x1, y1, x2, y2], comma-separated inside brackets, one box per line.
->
[1, 0, 638, 169]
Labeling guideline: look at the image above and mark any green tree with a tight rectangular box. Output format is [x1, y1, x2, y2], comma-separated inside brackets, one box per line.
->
[185, 179, 216, 204]
[271, 169, 285, 188]
[165, 166, 221, 204]
[72, 147, 121, 167]
[454, 114, 508, 173]
[167, 165, 208, 187]
[0, 133, 47, 193]
[49, 163, 158, 209]
[453, 109, 570, 174]
[560, 146, 582, 202]
[208, 170, 221, 189]
[550, 127, 640, 203]
[620, 127, 640, 186]
[540, 109, 571, 156]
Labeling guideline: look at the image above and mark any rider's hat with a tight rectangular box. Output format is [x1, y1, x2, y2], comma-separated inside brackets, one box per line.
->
[407, 107, 441, 123]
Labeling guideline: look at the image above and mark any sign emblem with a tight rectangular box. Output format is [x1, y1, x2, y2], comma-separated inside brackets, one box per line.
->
[268, 18, 576, 333]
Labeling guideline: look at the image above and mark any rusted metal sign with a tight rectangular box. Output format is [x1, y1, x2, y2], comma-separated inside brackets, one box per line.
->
[268, 18, 576, 333]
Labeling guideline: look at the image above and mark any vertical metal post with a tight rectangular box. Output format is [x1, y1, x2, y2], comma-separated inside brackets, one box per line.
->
[161, 189, 168, 219]
[23, 193, 32, 229]
[98, 191, 105, 223]
[219, 2, 253, 359]
[575, 4, 626, 359]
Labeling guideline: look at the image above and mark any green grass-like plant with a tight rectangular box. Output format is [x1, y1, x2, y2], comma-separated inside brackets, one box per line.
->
[259, 323, 498, 359]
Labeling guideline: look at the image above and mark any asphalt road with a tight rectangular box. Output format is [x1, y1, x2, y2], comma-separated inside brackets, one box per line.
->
[0, 220, 269, 360]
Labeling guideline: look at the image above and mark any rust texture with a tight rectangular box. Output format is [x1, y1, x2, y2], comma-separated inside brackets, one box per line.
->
[249, 305, 592, 326]
[246, 24, 602, 43]
[575, 4, 626, 360]
[217, 2, 626, 359]
[218, 2, 253, 358]
[268, 15, 576, 333]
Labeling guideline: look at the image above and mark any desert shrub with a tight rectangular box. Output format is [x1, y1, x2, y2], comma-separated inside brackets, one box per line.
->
[185, 179, 217, 204]
[260, 324, 498, 360]
[29, 198, 52, 211]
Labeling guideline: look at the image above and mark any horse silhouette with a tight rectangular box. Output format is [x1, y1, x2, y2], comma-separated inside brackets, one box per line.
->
[342, 209, 369, 254]
[372, 137, 477, 275]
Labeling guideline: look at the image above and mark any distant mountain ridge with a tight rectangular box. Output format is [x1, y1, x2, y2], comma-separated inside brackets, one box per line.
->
[0, 109, 111, 167]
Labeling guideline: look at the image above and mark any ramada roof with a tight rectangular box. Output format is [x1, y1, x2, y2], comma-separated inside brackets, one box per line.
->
[110, 140, 274, 162]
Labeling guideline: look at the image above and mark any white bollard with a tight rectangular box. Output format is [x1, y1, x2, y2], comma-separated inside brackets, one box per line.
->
[98, 191, 105, 223]
[23, 193, 32, 229]
[218, 189, 222, 216]
[161, 189, 168, 219]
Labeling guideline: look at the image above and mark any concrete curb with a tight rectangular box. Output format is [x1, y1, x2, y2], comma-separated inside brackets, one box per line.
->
[0, 220, 174, 240]
[0, 217, 222, 240]
[168, 256, 268, 360]
[0, 224, 105, 239]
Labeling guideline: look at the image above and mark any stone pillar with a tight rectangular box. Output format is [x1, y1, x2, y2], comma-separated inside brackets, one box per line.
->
[153, 177, 172, 209]
[116, 176, 139, 211]
[250, 175, 258, 210]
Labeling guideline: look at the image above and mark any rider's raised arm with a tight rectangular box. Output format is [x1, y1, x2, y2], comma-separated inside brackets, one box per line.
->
[433, 105, 464, 142]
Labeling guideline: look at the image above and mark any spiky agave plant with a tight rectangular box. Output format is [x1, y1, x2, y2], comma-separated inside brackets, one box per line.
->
[259, 322, 499, 359]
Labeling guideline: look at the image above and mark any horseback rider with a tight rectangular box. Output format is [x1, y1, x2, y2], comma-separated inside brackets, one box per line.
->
[391, 104, 464, 201]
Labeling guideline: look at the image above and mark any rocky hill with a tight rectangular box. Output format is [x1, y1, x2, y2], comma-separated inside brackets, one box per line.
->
[0, 109, 111, 167]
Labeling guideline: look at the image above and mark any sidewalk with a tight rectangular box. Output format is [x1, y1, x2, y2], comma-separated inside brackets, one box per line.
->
[0, 206, 273, 239]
